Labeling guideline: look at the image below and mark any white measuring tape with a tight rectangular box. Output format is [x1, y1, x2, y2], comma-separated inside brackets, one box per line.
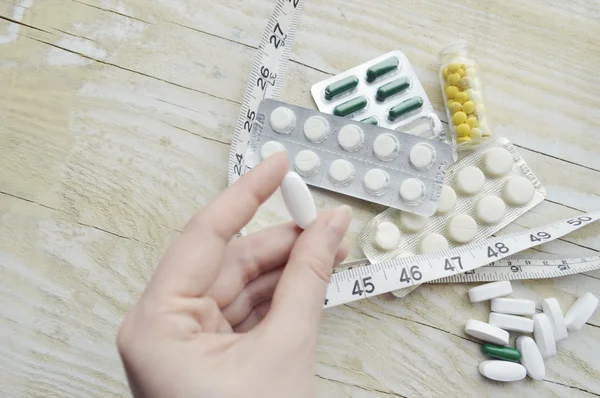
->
[324, 211, 600, 308]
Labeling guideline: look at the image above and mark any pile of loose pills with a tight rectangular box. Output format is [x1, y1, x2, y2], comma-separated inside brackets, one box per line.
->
[465, 281, 599, 382]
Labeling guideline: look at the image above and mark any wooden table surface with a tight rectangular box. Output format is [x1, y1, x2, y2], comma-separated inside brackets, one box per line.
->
[1, 0, 599, 396]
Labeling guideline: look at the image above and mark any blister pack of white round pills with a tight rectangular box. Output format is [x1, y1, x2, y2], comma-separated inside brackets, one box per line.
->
[310, 50, 455, 152]
[245, 99, 456, 216]
[359, 137, 547, 261]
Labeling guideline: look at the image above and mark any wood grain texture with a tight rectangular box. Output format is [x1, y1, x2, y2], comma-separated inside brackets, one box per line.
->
[0, 0, 599, 396]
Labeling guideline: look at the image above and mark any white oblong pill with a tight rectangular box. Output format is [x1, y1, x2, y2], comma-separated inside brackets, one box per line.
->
[455, 166, 485, 195]
[436, 185, 457, 214]
[446, 214, 477, 243]
[328, 159, 355, 185]
[491, 298, 536, 315]
[303, 116, 329, 143]
[374, 221, 401, 251]
[564, 292, 599, 332]
[542, 297, 568, 341]
[464, 319, 509, 345]
[516, 336, 545, 381]
[479, 360, 526, 382]
[409, 143, 436, 170]
[260, 141, 285, 159]
[373, 133, 399, 161]
[399, 178, 425, 204]
[337, 124, 364, 152]
[475, 195, 506, 225]
[363, 168, 390, 195]
[270, 106, 296, 134]
[418, 233, 449, 254]
[482, 147, 514, 177]
[533, 313, 557, 358]
[398, 211, 429, 233]
[489, 312, 534, 333]
[280, 172, 317, 229]
[468, 281, 512, 303]
[503, 176, 534, 206]
[294, 150, 320, 176]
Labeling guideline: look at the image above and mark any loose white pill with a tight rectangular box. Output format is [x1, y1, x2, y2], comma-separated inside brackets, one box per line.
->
[475, 195, 506, 225]
[489, 312, 534, 333]
[464, 319, 509, 345]
[270, 106, 296, 134]
[479, 360, 526, 382]
[337, 124, 364, 151]
[373, 133, 399, 161]
[564, 292, 599, 332]
[398, 211, 429, 232]
[418, 233, 449, 254]
[446, 214, 477, 243]
[482, 147, 514, 177]
[294, 150, 320, 176]
[542, 298, 568, 341]
[533, 313, 557, 358]
[409, 143, 436, 170]
[363, 168, 390, 195]
[399, 178, 425, 204]
[516, 336, 545, 381]
[260, 141, 285, 159]
[303, 116, 329, 142]
[374, 222, 401, 251]
[503, 176, 534, 206]
[280, 172, 317, 229]
[328, 159, 355, 184]
[491, 298, 536, 315]
[455, 166, 485, 195]
[436, 185, 457, 214]
[468, 281, 512, 303]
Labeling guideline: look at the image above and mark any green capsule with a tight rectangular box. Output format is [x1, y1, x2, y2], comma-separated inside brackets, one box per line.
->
[376, 77, 411, 102]
[482, 344, 521, 362]
[366, 57, 400, 83]
[360, 116, 379, 125]
[387, 96, 424, 121]
[324, 76, 359, 101]
[333, 96, 368, 117]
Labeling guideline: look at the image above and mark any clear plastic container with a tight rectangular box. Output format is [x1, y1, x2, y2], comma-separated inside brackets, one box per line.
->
[438, 41, 492, 150]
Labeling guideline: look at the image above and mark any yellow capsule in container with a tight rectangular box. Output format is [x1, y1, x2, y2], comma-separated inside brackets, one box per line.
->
[466, 116, 478, 128]
[446, 85, 459, 99]
[451, 111, 467, 125]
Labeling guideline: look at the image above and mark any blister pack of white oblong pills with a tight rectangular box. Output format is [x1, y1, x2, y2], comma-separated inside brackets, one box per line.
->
[245, 99, 456, 215]
[359, 137, 546, 262]
[310, 51, 455, 151]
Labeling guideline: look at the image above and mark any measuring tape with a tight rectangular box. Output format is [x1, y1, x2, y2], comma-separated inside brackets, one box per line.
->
[324, 211, 600, 308]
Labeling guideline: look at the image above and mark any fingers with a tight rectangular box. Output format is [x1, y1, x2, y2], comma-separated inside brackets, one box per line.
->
[265, 205, 352, 339]
[146, 152, 289, 298]
[234, 301, 271, 333]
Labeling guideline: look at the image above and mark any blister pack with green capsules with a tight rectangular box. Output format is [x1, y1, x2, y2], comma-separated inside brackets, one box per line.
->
[311, 51, 455, 152]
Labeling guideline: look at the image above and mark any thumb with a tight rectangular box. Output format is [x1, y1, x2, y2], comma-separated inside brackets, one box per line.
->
[264, 205, 352, 339]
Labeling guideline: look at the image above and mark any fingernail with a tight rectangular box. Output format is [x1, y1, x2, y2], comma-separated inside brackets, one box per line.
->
[327, 205, 353, 233]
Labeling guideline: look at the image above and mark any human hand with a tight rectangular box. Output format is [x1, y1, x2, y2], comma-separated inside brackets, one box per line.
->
[117, 152, 352, 398]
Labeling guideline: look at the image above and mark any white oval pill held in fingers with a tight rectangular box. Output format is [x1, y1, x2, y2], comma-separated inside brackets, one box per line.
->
[337, 124, 364, 151]
[363, 168, 390, 195]
[446, 214, 477, 243]
[464, 319, 509, 345]
[468, 281, 512, 303]
[564, 292, 599, 332]
[373, 133, 399, 161]
[489, 312, 534, 333]
[533, 313, 557, 358]
[455, 166, 485, 195]
[436, 185, 457, 214]
[374, 222, 401, 251]
[475, 195, 506, 225]
[294, 150, 320, 176]
[491, 298, 536, 315]
[516, 336, 545, 380]
[270, 106, 296, 134]
[418, 233, 449, 254]
[482, 147, 514, 177]
[398, 211, 429, 232]
[409, 143, 436, 170]
[328, 159, 355, 185]
[503, 176, 535, 206]
[303, 116, 329, 143]
[280, 172, 317, 229]
[399, 178, 425, 204]
[260, 141, 286, 160]
[479, 360, 526, 382]
[542, 297, 568, 341]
